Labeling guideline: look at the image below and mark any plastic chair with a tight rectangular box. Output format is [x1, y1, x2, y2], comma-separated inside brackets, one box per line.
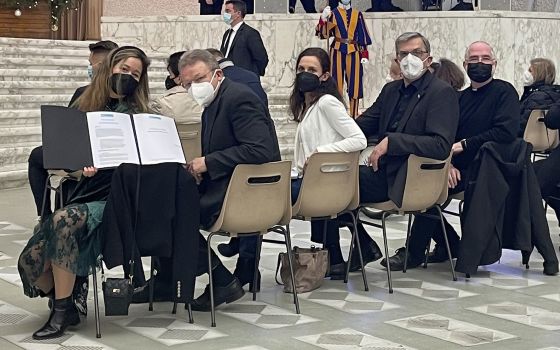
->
[523, 110, 559, 160]
[359, 154, 456, 293]
[291, 151, 368, 290]
[177, 122, 202, 162]
[205, 160, 298, 327]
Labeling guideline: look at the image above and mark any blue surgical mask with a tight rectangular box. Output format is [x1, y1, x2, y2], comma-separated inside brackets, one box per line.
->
[87, 64, 94, 80]
[340, 0, 351, 5]
[223, 12, 232, 25]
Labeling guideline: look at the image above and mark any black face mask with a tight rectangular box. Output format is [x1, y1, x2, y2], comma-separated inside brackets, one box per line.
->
[165, 76, 178, 90]
[110, 73, 139, 96]
[467, 63, 493, 83]
[296, 71, 321, 93]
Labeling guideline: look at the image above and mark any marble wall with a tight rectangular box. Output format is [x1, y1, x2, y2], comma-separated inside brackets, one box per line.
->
[101, 11, 560, 107]
[102, 0, 560, 15]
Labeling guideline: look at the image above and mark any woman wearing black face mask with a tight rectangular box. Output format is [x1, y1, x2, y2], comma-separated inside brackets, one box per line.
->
[151, 51, 202, 123]
[74, 46, 151, 114]
[288, 48, 379, 279]
[17, 46, 153, 340]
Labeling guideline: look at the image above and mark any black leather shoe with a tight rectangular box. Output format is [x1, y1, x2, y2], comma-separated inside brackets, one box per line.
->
[234, 258, 261, 292]
[326, 262, 347, 280]
[349, 241, 383, 272]
[190, 278, 245, 312]
[427, 244, 456, 264]
[131, 279, 173, 304]
[33, 296, 80, 340]
[380, 248, 423, 271]
[217, 238, 240, 258]
[543, 261, 559, 276]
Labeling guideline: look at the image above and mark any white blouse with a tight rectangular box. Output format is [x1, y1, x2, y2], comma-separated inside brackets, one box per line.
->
[293, 94, 367, 175]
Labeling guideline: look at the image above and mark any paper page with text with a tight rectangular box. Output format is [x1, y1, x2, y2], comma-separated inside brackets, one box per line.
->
[133, 113, 186, 165]
[86, 111, 140, 168]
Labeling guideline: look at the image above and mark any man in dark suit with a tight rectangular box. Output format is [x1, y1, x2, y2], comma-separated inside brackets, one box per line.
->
[343, 32, 459, 271]
[179, 49, 280, 310]
[199, 0, 224, 15]
[220, 0, 268, 76]
[207, 48, 268, 106]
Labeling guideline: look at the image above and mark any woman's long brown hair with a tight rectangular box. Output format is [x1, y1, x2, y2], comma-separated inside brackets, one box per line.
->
[74, 46, 152, 113]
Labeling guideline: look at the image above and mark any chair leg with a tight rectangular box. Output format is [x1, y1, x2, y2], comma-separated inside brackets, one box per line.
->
[92, 268, 101, 338]
[381, 212, 393, 293]
[207, 232, 216, 327]
[349, 211, 368, 291]
[403, 214, 412, 273]
[322, 219, 328, 249]
[149, 258, 155, 311]
[252, 235, 263, 301]
[435, 206, 457, 281]
[57, 179, 65, 209]
[344, 219, 356, 284]
[39, 174, 53, 220]
[423, 240, 430, 269]
[187, 303, 194, 324]
[283, 225, 300, 314]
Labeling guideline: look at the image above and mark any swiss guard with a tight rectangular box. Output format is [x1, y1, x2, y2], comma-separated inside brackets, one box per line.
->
[316, 0, 372, 117]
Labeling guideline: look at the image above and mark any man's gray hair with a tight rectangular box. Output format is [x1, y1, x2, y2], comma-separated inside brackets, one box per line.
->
[395, 32, 431, 54]
[464, 41, 496, 60]
[178, 49, 220, 72]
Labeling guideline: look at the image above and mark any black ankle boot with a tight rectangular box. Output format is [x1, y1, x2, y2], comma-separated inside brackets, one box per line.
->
[33, 296, 80, 340]
[234, 258, 261, 292]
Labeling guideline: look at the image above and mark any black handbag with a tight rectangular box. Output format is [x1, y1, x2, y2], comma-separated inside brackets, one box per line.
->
[102, 235, 137, 316]
[102, 276, 133, 316]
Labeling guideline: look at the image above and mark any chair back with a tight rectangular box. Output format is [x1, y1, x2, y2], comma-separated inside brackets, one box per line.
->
[400, 154, 451, 212]
[177, 122, 202, 162]
[523, 110, 559, 152]
[208, 161, 292, 235]
[292, 152, 360, 219]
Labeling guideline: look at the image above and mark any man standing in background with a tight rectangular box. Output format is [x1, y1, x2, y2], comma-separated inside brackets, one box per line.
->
[199, 0, 224, 15]
[220, 0, 268, 76]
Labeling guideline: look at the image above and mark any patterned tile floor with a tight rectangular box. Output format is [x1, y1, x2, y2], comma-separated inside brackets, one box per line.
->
[1, 186, 560, 350]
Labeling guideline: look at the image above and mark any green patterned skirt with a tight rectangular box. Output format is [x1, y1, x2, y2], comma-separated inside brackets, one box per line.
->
[18, 201, 105, 298]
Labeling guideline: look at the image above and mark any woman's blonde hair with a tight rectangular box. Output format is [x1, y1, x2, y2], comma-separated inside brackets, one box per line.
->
[530, 58, 556, 85]
[74, 46, 152, 112]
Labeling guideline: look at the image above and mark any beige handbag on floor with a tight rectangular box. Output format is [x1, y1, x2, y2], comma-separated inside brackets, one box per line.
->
[275, 246, 329, 293]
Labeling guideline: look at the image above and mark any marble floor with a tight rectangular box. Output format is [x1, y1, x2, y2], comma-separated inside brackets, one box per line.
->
[0, 186, 559, 350]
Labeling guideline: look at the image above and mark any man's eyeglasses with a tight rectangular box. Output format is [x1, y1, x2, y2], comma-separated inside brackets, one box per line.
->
[397, 50, 428, 59]
[466, 56, 495, 64]
[181, 69, 214, 89]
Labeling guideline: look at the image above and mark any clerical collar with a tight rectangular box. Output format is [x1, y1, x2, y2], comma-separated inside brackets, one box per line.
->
[338, 3, 352, 10]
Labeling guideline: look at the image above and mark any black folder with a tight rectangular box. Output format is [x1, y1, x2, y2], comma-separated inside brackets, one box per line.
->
[41, 105, 185, 171]
[41, 105, 94, 170]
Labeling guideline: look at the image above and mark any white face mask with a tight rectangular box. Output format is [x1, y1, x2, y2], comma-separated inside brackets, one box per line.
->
[399, 54, 428, 81]
[188, 70, 220, 107]
[523, 70, 534, 86]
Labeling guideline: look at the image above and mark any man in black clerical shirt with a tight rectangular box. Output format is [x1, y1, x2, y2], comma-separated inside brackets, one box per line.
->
[385, 40, 520, 270]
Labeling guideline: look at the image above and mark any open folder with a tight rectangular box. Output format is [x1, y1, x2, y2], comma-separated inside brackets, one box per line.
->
[41, 105, 186, 170]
